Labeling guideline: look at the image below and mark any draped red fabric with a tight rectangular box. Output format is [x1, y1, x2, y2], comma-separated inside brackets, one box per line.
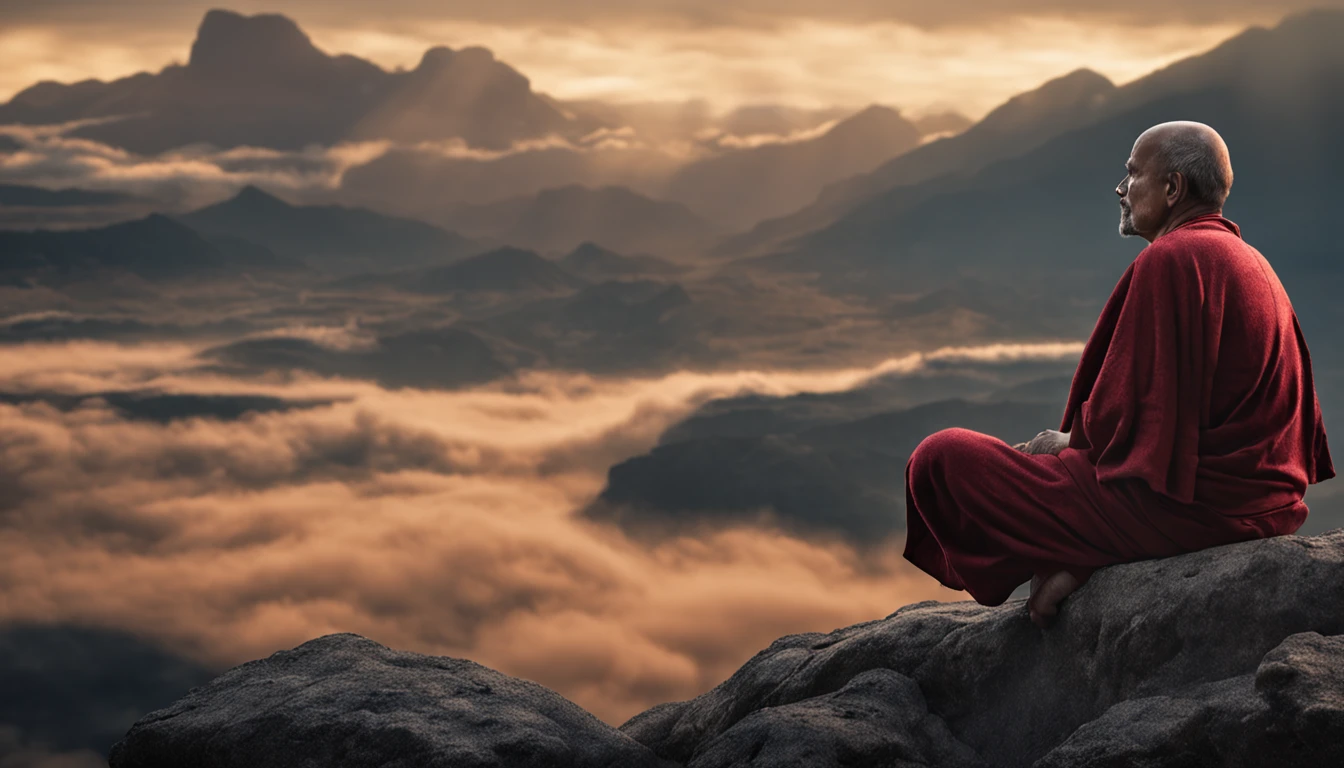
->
[903, 214, 1335, 606]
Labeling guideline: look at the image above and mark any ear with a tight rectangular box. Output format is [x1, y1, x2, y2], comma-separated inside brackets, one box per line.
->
[1165, 172, 1186, 207]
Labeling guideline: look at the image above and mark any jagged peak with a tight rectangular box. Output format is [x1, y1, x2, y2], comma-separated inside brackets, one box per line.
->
[188, 9, 327, 77]
[416, 46, 457, 70]
[415, 45, 502, 74]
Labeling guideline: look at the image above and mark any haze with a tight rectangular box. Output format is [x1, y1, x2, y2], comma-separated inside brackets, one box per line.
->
[2, 3, 1343, 766]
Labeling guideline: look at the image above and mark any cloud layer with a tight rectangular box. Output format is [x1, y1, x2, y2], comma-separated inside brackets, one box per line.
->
[0, 339, 1084, 726]
[0, 116, 860, 214]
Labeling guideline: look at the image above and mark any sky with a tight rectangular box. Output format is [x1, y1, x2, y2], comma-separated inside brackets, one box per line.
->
[0, 1, 1331, 118]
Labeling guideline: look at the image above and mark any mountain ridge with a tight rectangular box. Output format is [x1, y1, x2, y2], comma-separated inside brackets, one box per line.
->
[177, 185, 478, 273]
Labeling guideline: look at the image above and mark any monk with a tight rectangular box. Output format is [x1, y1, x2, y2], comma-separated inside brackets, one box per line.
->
[902, 121, 1335, 629]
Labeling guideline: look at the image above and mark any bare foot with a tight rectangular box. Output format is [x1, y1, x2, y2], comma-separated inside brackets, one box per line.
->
[1028, 570, 1081, 629]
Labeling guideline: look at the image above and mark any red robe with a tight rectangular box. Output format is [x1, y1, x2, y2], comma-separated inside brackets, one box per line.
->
[903, 214, 1335, 606]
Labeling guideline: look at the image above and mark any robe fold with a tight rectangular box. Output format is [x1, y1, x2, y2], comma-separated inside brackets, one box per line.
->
[903, 214, 1335, 606]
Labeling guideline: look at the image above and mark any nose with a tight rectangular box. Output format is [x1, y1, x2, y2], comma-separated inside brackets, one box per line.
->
[1115, 178, 1126, 197]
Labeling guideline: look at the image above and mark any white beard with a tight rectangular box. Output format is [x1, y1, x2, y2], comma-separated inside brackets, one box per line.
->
[1118, 205, 1138, 237]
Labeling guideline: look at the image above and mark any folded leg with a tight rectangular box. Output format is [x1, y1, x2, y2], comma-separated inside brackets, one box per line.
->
[902, 427, 1111, 606]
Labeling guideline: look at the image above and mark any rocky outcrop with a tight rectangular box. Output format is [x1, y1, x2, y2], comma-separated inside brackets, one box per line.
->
[623, 529, 1344, 767]
[107, 633, 673, 768]
[110, 530, 1344, 767]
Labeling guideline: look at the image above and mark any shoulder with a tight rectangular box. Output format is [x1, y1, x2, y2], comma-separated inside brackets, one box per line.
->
[1133, 237, 1198, 282]
[1138, 223, 1246, 276]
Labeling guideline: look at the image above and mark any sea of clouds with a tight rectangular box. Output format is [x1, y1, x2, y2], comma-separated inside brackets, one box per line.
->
[0, 338, 1086, 731]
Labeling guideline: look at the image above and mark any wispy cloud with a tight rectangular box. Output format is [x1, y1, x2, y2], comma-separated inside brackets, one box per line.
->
[0, 118, 817, 209]
[0, 121, 393, 208]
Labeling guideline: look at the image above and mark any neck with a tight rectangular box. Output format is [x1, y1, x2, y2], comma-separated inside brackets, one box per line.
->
[1148, 204, 1222, 242]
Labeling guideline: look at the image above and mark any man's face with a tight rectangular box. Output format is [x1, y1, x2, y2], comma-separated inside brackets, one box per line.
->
[1116, 134, 1169, 240]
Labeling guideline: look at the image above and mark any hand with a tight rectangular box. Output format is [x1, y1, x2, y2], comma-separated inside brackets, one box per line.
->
[1014, 429, 1070, 456]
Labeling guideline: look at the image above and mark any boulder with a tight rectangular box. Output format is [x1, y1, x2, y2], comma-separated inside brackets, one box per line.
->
[621, 529, 1344, 767]
[108, 633, 672, 768]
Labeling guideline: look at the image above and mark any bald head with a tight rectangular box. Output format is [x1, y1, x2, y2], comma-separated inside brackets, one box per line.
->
[1140, 121, 1234, 208]
[1116, 121, 1234, 241]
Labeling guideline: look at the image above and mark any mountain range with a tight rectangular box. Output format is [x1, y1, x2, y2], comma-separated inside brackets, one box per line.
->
[177, 185, 478, 274]
[0, 214, 292, 284]
[331, 99, 928, 231]
[0, 9, 949, 237]
[4, 8, 1344, 363]
[0, 10, 590, 154]
[662, 105, 924, 231]
[716, 8, 1344, 355]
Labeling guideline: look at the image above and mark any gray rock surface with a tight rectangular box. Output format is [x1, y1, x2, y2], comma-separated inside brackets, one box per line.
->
[1035, 630, 1344, 767]
[110, 530, 1344, 768]
[1256, 631, 1344, 764]
[685, 668, 986, 768]
[621, 529, 1344, 767]
[107, 633, 672, 768]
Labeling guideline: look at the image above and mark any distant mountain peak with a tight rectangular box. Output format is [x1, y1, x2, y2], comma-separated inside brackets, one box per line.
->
[826, 104, 916, 139]
[811, 104, 919, 147]
[1018, 68, 1115, 107]
[412, 43, 512, 83]
[189, 9, 328, 79]
[848, 104, 904, 121]
[416, 46, 457, 70]
[415, 245, 584, 293]
[566, 241, 621, 259]
[417, 45, 497, 70]
[973, 68, 1116, 135]
[228, 184, 292, 210]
